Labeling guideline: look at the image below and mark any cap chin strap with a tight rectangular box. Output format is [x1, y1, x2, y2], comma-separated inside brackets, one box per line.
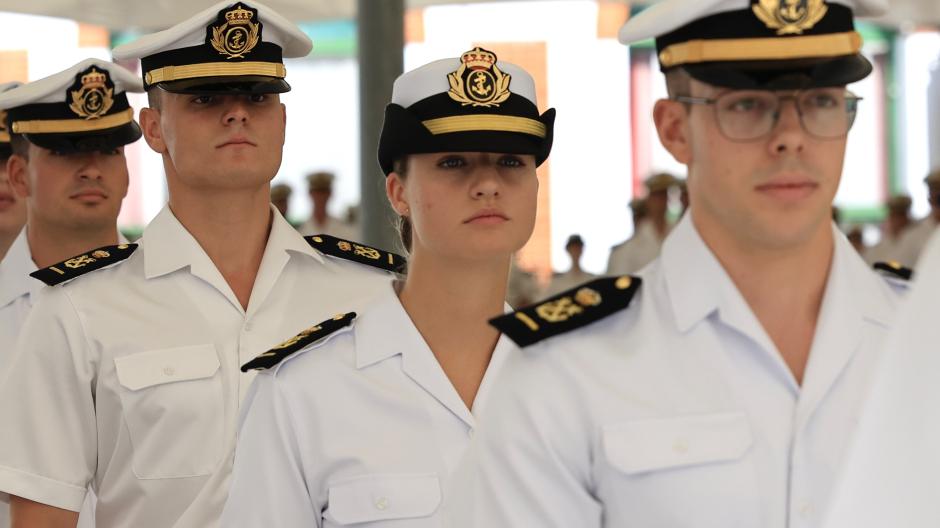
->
[12, 108, 135, 134]
[145, 62, 286, 85]
[421, 114, 547, 138]
[659, 30, 862, 69]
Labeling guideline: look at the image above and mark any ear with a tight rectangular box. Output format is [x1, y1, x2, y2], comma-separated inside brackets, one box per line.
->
[139, 106, 167, 154]
[386, 172, 409, 216]
[653, 99, 692, 165]
[7, 154, 30, 199]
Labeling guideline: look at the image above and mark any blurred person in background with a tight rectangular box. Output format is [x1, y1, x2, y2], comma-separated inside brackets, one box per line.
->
[897, 170, 940, 266]
[846, 227, 865, 255]
[677, 177, 690, 215]
[606, 173, 676, 275]
[865, 195, 912, 265]
[270, 183, 297, 227]
[0, 60, 142, 528]
[296, 171, 358, 240]
[544, 234, 596, 298]
[506, 255, 541, 309]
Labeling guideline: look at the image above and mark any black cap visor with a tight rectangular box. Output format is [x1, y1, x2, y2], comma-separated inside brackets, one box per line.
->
[154, 76, 291, 95]
[678, 53, 873, 90]
[23, 121, 143, 154]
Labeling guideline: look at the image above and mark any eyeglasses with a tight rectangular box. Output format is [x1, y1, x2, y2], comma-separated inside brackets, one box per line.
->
[671, 88, 861, 142]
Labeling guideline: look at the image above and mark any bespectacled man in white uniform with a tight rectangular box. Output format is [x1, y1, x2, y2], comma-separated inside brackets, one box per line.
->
[0, 62, 142, 528]
[447, 0, 909, 527]
[0, 2, 400, 528]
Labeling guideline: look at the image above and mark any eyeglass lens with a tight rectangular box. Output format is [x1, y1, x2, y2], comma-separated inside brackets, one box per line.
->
[714, 88, 859, 141]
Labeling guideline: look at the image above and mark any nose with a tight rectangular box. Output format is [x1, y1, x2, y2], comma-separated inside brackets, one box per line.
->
[768, 98, 805, 155]
[472, 161, 502, 199]
[223, 96, 251, 125]
[77, 153, 104, 180]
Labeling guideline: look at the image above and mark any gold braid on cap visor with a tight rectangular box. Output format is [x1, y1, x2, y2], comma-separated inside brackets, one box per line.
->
[421, 115, 547, 138]
[658, 30, 862, 68]
[12, 108, 135, 134]
[145, 62, 287, 84]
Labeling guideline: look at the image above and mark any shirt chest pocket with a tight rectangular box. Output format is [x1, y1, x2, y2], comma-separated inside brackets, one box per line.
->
[325, 474, 441, 527]
[603, 411, 753, 475]
[114, 344, 224, 480]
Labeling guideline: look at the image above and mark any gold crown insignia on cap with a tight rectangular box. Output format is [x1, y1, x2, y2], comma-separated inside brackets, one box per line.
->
[81, 69, 107, 90]
[461, 48, 497, 70]
[447, 47, 511, 108]
[752, 0, 828, 35]
[69, 68, 114, 120]
[224, 5, 254, 25]
[211, 4, 260, 59]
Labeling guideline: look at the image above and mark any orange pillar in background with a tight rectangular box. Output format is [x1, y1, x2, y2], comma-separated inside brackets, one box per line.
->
[474, 41, 552, 285]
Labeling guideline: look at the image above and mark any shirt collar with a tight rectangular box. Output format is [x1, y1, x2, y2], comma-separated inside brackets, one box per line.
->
[661, 213, 894, 333]
[0, 227, 39, 308]
[143, 204, 323, 280]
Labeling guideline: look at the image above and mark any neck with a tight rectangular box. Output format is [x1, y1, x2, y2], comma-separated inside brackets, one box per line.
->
[651, 215, 669, 237]
[570, 260, 582, 274]
[0, 228, 20, 261]
[314, 208, 328, 225]
[398, 249, 509, 409]
[167, 183, 272, 311]
[691, 209, 834, 385]
[27, 219, 119, 269]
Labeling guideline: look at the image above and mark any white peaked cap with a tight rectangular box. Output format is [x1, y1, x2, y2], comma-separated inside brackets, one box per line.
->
[0, 82, 23, 95]
[112, 0, 312, 60]
[0, 59, 142, 110]
[618, 0, 889, 44]
[392, 58, 538, 109]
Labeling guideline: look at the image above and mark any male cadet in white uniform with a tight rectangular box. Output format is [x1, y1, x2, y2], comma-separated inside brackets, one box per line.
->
[0, 61, 141, 528]
[448, 0, 906, 527]
[0, 2, 399, 528]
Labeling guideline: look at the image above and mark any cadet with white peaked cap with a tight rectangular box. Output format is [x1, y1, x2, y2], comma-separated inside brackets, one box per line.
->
[0, 81, 23, 159]
[446, 1, 911, 527]
[113, 0, 311, 93]
[0, 4, 398, 528]
[219, 49, 552, 528]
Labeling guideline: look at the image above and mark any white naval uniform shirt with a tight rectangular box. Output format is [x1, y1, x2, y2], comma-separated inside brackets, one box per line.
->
[823, 230, 940, 528]
[0, 227, 127, 528]
[219, 283, 513, 528]
[448, 214, 905, 528]
[0, 205, 393, 528]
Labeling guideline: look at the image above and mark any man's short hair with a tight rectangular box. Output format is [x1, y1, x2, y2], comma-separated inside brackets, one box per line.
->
[10, 134, 29, 161]
[665, 69, 691, 99]
[147, 89, 163, 112]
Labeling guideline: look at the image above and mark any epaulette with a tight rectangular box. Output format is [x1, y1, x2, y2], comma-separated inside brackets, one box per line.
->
[30, 244, 138, 286]
[241, 312, 356, 372]
[305, 235, 406, 273]
[874, 261, 913, 281]
[491, 275, 642, 348]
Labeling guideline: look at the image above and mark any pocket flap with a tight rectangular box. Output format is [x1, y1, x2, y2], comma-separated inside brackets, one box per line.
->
[328, 473, 441, 525]
[603, 411, 753, 475]
[115, 344, 220, 391]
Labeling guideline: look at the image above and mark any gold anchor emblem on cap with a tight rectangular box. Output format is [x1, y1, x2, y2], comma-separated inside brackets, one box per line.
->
[69, 68, 114, 120]
[752, 0, 828, 35]
[211, 4, 260, 59]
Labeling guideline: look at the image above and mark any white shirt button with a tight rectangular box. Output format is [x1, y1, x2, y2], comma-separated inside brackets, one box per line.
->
[798, 501, 813, 517]
[468, 428, 475, 438]
[164, 367, 175, 376]
[376, 498, 389, 510]
[672, 439, 689, 454]
[244, 321, 252, 330]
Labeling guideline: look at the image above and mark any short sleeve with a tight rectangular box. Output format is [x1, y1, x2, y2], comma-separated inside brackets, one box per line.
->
[220, 372, 319, 528]
[0, 286, 97, 511]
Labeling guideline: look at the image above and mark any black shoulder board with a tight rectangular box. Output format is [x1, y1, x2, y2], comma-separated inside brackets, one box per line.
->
[305, 234, 406, 273]
[874, 261, 913, 281]
[30, 244, 138, 286]
[491, 275, 642, 348]
[241, 312, 356, 372]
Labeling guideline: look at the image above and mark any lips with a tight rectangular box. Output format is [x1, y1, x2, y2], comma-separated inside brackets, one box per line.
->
[755, 174, 819, 203]
[71, 188, 108, 204]
[465, 206, 509, 226]
[218, 136, 255, 148]
[0, 191, 14, 211]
